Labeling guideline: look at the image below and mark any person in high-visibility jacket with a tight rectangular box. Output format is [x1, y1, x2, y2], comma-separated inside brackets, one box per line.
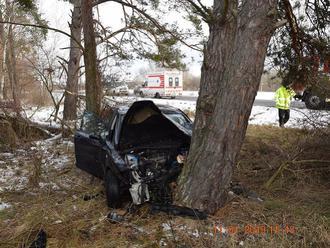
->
[275, 84, 296, 127]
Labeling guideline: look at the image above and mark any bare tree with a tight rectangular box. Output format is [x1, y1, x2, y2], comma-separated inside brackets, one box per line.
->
[6, 23, 21, 112]
[0, 6, 7, 100]
[63, 0, 82, 121]
[2, 0, 21, 113]
[81, 0, 101, 115]
[26, 47, 65, 122]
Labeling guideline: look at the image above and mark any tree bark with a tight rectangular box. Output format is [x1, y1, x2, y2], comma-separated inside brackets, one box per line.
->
[176, 0, 278, 213]
[81, 0, 101, 116]
[63, 0, 82, 121]
[0, 7, 5, 100]
[6, 24, 21, 112]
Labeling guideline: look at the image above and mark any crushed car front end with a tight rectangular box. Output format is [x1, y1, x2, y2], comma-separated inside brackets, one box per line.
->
[117, 101, 191, 206]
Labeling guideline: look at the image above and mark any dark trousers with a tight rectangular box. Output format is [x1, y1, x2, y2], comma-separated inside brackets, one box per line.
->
[278, 109, 290, 127]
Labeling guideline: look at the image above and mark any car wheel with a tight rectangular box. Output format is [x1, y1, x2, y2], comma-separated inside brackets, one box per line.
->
[139, 91, 144, 97]
[305, 94, 323, 109]
[105, 169, 120, 208]
[155, 92, 161, 98]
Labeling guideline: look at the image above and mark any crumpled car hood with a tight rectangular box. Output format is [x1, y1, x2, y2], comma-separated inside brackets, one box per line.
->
[119, 101, 191, 150]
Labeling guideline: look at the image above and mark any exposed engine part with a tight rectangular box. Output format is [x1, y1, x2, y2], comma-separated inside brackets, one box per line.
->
[129, 170, 150, 205]
[125, 154, 139, 170]
[125, 146, 189, 206]
[138, 149, 170, 165]
[129, 183, 150, 205]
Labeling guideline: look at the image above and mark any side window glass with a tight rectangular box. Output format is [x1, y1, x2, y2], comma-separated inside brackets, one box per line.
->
[175, 77, 179, 86]
[169, 77, 173, 87]
[80, 112, 107, 138]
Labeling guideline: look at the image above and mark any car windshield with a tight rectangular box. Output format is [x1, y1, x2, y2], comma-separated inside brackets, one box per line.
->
[164, 113, 192, 129]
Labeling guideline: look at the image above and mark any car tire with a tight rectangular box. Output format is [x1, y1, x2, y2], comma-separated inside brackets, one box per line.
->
[139, 91, 144, 97]
[105, 169, 120, 208]
[305, 94, 323, 110]
[155, 93, 161, 98]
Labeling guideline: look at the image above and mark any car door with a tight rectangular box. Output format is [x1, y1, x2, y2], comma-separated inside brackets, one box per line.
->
[74, 112, 107, 179]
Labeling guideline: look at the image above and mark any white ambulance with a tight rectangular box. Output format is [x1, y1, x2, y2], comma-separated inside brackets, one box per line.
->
[138, 71, 183, 98]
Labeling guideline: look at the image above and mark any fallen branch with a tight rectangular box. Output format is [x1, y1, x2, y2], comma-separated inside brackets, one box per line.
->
[265, 159, 330, 189]
[291, 159, 330, 164]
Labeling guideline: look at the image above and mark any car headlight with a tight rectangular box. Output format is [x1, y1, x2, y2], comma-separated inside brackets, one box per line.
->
[125, 154, 139, 170]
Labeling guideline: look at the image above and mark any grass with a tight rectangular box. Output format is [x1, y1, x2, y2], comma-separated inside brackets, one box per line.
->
[0, 125, 329, 247]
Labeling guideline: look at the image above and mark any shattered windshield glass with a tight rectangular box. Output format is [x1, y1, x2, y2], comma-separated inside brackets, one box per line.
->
[164, 113, 192, 129]
[81, 112, 107, 138]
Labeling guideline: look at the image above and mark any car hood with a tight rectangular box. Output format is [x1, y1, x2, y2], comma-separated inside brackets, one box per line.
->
[119, 101, 191, 150]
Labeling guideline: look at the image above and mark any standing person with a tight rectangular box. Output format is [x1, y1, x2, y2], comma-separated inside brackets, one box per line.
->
[275, 84, 296, 127]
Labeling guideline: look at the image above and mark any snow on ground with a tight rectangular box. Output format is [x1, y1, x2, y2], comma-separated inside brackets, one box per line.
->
[0, 139, 75, 193]
[0, 202, 11, 211]
[255, 91, 275, 100]
[143, 97, 196, 112]
[182, 91, 199, 97]
[103, 93, 330, 128]
[23, 105, 63, 128]
[181, 91, 275, 100]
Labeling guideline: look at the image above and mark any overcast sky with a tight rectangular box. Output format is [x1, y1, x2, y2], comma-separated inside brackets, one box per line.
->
[37, 0, 211, 77]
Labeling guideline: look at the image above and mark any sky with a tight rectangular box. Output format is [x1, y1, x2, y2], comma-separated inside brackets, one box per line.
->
[37, 0, 210, 78]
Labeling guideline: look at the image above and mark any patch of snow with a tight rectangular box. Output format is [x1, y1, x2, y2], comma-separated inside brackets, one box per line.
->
[0, 138, 75, 193]
[182, 91, 199, 97]
[0, 167, 28, 192]
[52, 155, 71, 169]
[23, 91, 328, 131]
[107, 95, 329, 128]
[62, 140, 74, 147]
[255, 91, 275, 100]
[249, 106, 330, 128]
[144, 97, 196, 112]
[181, 90, 274, 100]
[24, 105, 63, 128]
[0, 153, 14, 158]
[162, 223, 172, 232]
[0, 202, 11, 211]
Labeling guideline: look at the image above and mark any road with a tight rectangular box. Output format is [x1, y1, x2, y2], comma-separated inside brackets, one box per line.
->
[175, 95, 307, 109]
[66, 89, 307, 109]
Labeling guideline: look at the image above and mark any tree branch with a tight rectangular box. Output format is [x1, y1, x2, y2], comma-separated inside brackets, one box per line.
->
[0, 20, 84, 51]
[93, 0, 202, 52]
[184, 0, 212, 23]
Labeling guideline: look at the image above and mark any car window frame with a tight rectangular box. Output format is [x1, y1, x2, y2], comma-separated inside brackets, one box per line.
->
[109, 113, 118, 142]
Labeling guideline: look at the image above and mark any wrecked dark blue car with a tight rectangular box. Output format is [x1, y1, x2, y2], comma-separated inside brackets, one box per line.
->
[74, 101, 192, 208]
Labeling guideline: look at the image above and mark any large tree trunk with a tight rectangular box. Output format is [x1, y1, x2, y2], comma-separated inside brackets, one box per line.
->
[0, 7, 5, 100]
[176, 0, 278, 213]
[63, 0, 82, 121]
[6, 24, 20, 112]
[81, 0, 101, 116]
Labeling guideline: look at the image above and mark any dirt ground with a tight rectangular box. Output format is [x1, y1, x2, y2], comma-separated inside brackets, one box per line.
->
[0, 125, 329, 247]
